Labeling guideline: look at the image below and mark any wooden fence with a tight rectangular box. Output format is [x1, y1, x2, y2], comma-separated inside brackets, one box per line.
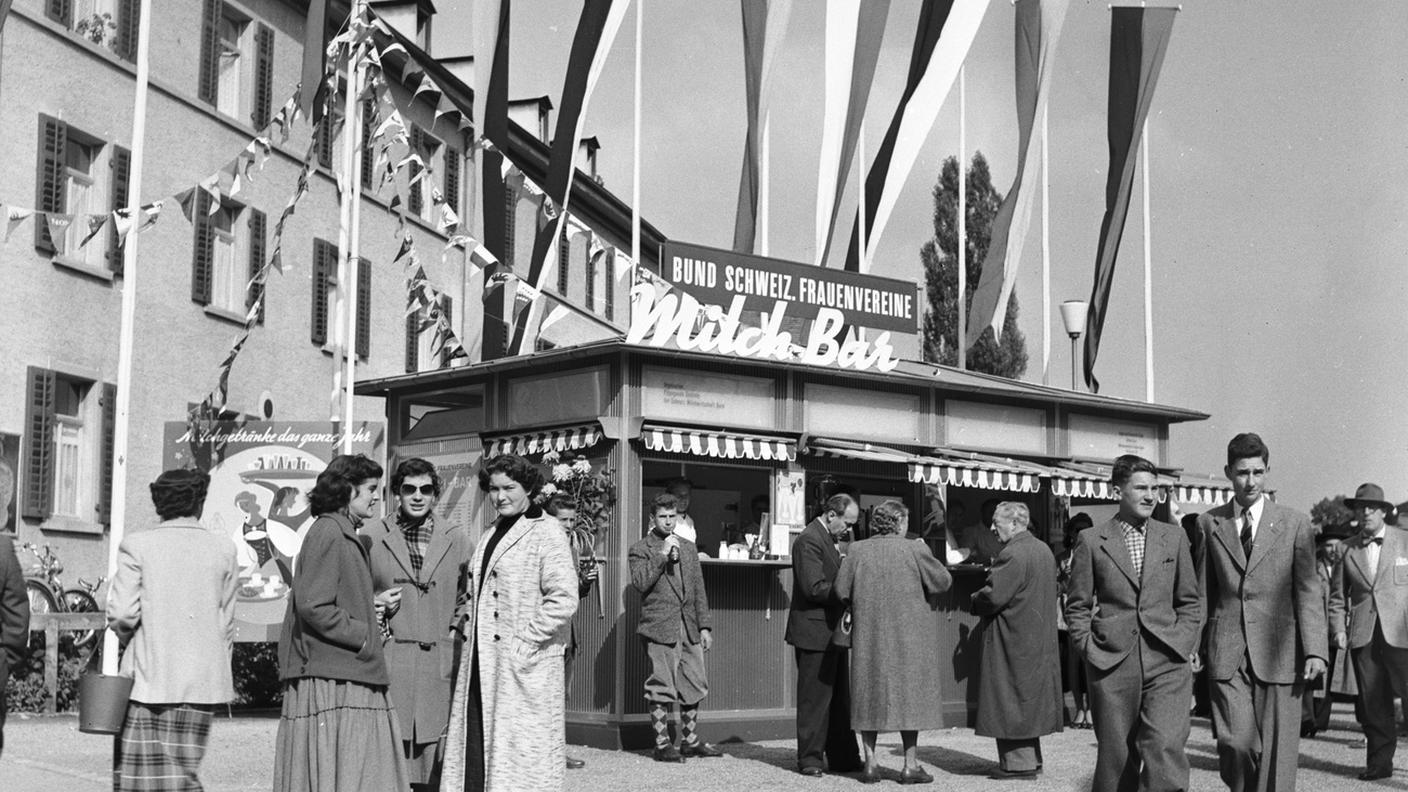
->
[28, 612, 107, 714]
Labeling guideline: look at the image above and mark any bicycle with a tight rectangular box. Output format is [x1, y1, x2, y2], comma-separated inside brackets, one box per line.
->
[22, 542, 106, 646]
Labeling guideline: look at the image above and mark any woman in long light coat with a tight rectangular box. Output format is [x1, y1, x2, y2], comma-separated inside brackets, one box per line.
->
[442, 454, 579, 792]
[835, 499, 952, 784]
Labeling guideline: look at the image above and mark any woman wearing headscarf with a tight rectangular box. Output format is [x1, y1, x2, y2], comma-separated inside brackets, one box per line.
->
[366, 457, 474, 791]
[441, 454, 579, 792]
[835, 499, 952, 784]
[273, 454, 407, 792]
[108, 469, 239, 791]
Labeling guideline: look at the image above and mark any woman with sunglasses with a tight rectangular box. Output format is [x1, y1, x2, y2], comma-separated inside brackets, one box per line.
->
[365, 458, 474, 792]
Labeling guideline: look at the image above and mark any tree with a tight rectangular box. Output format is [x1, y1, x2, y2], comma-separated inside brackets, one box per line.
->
[1310, 495, 1353, 533]
[920, 153, 1029, 379]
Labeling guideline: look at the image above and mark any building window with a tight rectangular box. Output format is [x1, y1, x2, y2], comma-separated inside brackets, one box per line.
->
[191, 193, 266, 321]
[310, 241, 369, 359]
[216, 10, 247, 118]
[34, 115, 129, 275]
[47, 0, 141, 62]
[23, 367, 115, 527]
[407, 125, 442, 221]
[198, 1, 269, 126]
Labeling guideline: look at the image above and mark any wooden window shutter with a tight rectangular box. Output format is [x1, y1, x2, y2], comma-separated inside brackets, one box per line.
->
[317, 112, 335, 169]
[356, 257, 371, 359]
[604, 250, 615, 321]
[585, 244, 596, 312]
[115, 0, 140, 63]
[311, 239, 333, 346]
[252, 24, 275, 129]
[503, 190, 517, 267]
[557, 236, 570, 295]
[22, 367, 57, 521]
[360, 99, 376, 190]
[98, 383, 116, 525]
[190, 190, 213, 304]
[407, 126, 425, 216]
[34, 114, 67, 253]
[197, 0, 221, 105]
[45, 0, 73, 26]
[247, 208, 267, 324]
[108, 145, 131, 275]
[405, 309, 420, 373]
[443, 146, 461, 219]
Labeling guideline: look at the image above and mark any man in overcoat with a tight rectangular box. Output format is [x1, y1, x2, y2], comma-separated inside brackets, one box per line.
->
[1198, 432, 1326, 792]
[366, 458, 474, 791]
[0, 532, 30, 759]
[1066, 454, 1202, 792]
[1328, 483, 1408, 780]
[972, 502, 1062, 779]
[629, 492, 721, 763]
[785, 492, 862, 777]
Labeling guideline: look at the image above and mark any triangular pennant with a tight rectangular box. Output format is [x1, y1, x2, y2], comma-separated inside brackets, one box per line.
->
[175, 188, 198, 222]
[4, 205, 34, 243]
[78, 214, 109, 249]
[45, 213, 74, 248]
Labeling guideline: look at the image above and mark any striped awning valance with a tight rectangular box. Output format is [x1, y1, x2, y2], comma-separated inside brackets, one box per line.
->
[484, 423, 603, 457]
[908, 458, 1042, 493]
[1173, 480, 1235, 506]
[803, 438, 914, 465]
[641, 425, 796, 463]
[1052, 475, 1115, 500]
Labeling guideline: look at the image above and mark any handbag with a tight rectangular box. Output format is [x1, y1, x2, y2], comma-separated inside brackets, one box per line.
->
[831, 609, 853, 649]
[77, 635, 133, 735]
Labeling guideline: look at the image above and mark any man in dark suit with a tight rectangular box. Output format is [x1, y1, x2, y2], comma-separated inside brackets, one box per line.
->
[1066, 454, 1202, 792]
[1328, 483, 1408, 781]
[1198, 432, 1326, 791]
[629, 492, 720, 763]
[1, 533, 32, 759]
[785, 493, 862, 777]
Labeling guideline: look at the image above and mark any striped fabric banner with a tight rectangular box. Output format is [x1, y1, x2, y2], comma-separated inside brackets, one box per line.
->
[486, 424, 604, 457]
[476, 0, 512, 359]
[908, 461, 1041, 493]
[814, 0, 861, 264]
[300, 0, 330, 121]
[509, 0, 628, 355]
[817, 0, 891, 268]
[842, 0, 988, 273]
[733, 0, 792, 254]
[642, 427, 796, 463]
[965, 0, 1069, 345]
[1083, 6, 1177, 392]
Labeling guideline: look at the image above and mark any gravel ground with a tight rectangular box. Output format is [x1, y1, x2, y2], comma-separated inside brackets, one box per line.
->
[3, 703, 1405, 791]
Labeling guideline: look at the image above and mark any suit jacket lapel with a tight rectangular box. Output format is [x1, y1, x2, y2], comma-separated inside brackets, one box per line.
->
[1373, 531, 1395, 591]
[486, 514, 537, 576]
[1245, 507, 1278, 574]
[1213, 511, 1246, 572]
[421, 516, 454, 580]
[1099, 521, 1139, 588]
[377, 517, 416, 580]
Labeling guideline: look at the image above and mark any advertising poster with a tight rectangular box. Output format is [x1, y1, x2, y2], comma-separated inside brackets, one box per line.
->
[0, 432, 18, 534]
[164, 420, 384, 641]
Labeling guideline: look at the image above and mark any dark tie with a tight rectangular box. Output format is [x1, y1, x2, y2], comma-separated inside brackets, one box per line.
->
[1240, 512, 1254, 559]
[1368, 536, 1384, 546]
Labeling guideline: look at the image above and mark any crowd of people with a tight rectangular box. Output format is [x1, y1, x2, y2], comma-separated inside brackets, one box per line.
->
[2, 428, 1405, 790]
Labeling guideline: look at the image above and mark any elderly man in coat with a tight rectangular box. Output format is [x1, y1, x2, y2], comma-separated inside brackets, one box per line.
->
[972, 502, 1062, 780]
[629, 492, 722, 763]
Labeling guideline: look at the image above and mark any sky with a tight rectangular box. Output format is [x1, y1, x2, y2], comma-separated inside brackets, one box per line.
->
[434, 0, 1408, 514]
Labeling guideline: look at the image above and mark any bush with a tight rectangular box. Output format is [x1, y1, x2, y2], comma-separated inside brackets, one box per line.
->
[232, 642, 282, 708]
[4, 630, 86, 713]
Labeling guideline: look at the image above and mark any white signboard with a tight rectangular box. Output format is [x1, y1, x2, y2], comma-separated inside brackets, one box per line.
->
[1068, 414, 1161, 462]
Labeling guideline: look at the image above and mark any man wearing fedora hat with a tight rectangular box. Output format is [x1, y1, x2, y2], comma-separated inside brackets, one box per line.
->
[1328, 483, 1408, 781]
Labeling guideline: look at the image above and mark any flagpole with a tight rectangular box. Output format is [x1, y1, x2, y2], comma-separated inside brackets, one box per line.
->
[1041, 102, 1050, 386]
[957, 63, 966, 371]
[1141, 119, 1153, 402]
[759, 111, 769, 256]
[857, 123, 867, 274]
[631, 0, 641, 283]
[342, 12, 366, 452]
[104, 0, 153, 676]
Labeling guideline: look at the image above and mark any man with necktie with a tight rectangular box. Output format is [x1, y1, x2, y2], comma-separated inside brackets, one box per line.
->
[1197, 433, 1326, 791]
[1328, 483, 1408, 781]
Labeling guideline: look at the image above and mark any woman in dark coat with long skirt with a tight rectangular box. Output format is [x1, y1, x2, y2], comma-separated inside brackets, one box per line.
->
[835, 499, 952, 784]
[273, 454, 407, 792]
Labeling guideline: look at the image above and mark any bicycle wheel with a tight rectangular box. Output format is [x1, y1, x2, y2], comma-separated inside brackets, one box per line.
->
[63, 589, 101, 646]
[25, 579, 57, 616]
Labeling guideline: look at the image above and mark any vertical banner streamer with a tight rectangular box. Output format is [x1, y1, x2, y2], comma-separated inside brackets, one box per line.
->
[507, 0, 627, 355]
[731, 0, 791, 254]
[1083, 6, 1176, 392]
[815, 0, 862, 264]
[818, 0, 891, 268]
[965, 0, 1068, 347]
[477, 0, 512, 360]
[849, 0, 986, 275]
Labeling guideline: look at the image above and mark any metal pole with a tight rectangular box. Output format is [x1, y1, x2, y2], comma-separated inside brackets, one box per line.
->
[341, 14, 366, 454]
[104, 0, 153, 676]
[1070, 335, 1079, 391]
[1141, 120, 1154, 402]
[1041, 103, 1050, 386]
[957, 64, 966, 370]
[630, 0, 641, 288]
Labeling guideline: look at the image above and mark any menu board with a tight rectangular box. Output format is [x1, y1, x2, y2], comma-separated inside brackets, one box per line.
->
[640, 365, 774, 428]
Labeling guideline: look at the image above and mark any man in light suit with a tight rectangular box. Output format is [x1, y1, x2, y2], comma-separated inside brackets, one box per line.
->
[785, 493, 862, 777]
[1198, 432, 1326, 792]
[1066, 454, 1202, 792]
[1328, 483, 1408, 781]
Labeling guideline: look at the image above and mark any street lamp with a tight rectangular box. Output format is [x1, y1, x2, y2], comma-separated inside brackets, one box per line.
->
[1059, 300, 1089, 391]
